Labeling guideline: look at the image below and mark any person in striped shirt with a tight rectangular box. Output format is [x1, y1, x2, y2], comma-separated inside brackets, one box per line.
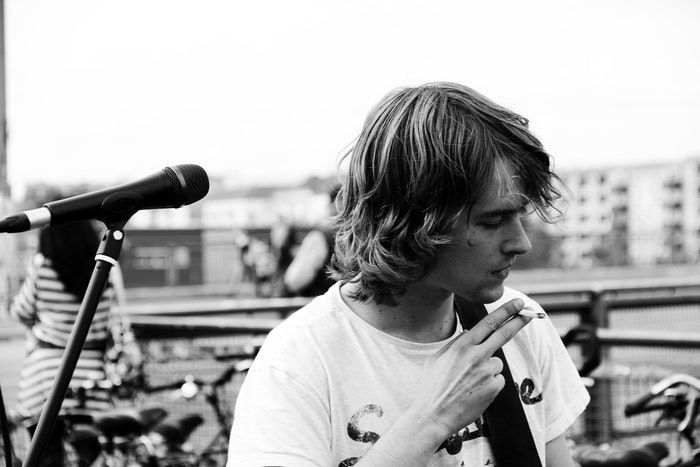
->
[10, 218, 122, 465]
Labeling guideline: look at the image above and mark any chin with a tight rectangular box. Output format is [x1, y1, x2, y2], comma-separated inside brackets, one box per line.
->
[460, 284, 505, 304]
[482, 287, 505, 304]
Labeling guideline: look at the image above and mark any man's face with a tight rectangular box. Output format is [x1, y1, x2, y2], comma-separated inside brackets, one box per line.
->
[424, 178, 533, 304]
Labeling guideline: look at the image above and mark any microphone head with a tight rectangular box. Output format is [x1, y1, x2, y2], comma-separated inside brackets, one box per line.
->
[163, 164, 210, 206]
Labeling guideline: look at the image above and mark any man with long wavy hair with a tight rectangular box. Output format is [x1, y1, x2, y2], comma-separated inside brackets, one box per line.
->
[228, 82, 588, 466]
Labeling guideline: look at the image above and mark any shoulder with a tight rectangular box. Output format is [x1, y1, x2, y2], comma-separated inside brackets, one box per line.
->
[273, 287, 340, 330]
[248, 290, 351, 400]
[255, 290, 342, 368]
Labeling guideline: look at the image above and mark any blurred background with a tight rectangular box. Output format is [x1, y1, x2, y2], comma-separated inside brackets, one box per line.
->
[1, 0, 700, 462]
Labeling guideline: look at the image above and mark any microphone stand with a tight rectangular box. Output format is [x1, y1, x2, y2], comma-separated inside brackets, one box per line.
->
[23, 222, 127, 467]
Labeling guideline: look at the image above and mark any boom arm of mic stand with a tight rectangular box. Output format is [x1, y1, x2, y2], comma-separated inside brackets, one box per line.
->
[23, 225, 126, 467]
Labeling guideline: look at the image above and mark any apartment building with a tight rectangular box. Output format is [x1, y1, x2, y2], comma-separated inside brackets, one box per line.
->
[544, 157, 700, 268]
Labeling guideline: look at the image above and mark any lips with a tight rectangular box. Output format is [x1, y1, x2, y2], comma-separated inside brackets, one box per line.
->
[492, 262, 513, 273]
[491, 265, 511, 280]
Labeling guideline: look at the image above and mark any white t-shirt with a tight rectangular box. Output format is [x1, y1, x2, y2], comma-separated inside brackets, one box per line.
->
[228, 284, 589, 466]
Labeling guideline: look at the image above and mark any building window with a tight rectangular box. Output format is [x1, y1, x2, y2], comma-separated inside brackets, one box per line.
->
[666, 180, 682, 190]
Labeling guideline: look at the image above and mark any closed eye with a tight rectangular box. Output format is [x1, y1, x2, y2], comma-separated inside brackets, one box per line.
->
[480, 218, 505, 229]
[479, 204, 533, 229]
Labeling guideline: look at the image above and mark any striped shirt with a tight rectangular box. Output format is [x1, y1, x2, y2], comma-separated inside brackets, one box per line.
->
[10, 254, 115, 421]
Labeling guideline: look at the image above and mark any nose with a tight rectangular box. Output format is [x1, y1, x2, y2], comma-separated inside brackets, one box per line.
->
[501, 218, 532, 256]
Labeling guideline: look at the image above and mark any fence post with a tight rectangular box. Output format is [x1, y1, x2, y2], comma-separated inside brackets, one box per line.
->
[581, 288, 614, 444]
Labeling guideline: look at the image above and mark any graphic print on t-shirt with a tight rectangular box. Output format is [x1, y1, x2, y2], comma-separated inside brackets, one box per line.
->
[337, 377, 543, 466]
[337, 403, 490, 466]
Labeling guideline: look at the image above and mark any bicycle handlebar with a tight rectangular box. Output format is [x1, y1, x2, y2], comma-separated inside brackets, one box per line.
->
[625, 374, 700, 417]
[624, 398, 688, 417]
[142, 359, 253, 395]
[624, 390, 659, 417]
[71, 355, 255, 404]
[561, 325, 601, 378]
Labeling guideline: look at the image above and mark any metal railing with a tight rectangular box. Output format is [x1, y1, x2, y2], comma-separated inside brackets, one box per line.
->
[121, 279, 700, 446]
[122, 280, 700, 339]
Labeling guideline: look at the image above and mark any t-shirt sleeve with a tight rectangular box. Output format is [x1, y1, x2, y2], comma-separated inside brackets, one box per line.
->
[535, 309, 591, 442]
[227, 364, 332, 467]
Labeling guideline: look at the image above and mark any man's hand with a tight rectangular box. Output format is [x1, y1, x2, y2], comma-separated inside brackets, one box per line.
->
[358, 298, 533, 466]
[412, 297, 533, 439]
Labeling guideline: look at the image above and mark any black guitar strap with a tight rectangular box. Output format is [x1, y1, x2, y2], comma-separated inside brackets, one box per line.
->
[454, 295, 542, 467]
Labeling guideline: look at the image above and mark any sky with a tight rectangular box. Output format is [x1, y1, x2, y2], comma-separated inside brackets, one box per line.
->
[4, 0, 700, 200]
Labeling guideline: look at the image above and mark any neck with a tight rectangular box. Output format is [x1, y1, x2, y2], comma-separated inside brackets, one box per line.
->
[340, 282, 456, 343]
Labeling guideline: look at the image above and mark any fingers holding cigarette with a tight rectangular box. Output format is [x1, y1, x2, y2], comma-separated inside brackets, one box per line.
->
[469, 299, 547, 348]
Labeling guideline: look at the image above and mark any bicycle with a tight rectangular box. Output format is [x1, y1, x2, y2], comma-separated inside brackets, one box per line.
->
[1, 398, 171, 467]
[0, 344, 256, 467]
[620, 373, 700, 466]
[67, 345, 258, 466]
[562, 325, 700, 466]
[1, 336, 259, 466]
[137, 345, 258, 466]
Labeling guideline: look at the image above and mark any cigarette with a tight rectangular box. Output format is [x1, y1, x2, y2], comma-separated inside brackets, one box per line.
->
[518, 306, 547, 319]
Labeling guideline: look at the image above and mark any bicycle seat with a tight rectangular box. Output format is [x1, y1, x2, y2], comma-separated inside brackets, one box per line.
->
[61, 408, 97, 425]
[573, 442, 668, 467]
[152, 413, 205, 446]
[92, 406, 168, 437]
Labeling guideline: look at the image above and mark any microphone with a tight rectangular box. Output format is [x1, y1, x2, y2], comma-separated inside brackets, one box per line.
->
[0, 164, 210, 233]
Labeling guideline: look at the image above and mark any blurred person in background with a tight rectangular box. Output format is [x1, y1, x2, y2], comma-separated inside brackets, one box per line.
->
[10, 214, 128, 466]
[245, 237, 277, 297]
[228, 83, 587, 466]
[268, 220, 297, 297]
[282, 184, 340, 297]
[229, 229, 254, 295]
